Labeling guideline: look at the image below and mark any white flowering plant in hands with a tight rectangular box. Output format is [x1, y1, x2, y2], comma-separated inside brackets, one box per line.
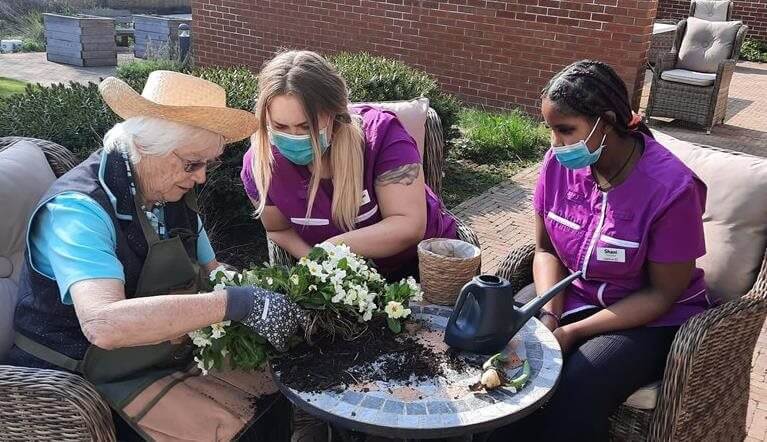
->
[189, 242, 424, 372]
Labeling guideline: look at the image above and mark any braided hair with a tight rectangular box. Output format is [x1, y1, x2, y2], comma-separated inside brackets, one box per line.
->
[542, 60, 652, 138]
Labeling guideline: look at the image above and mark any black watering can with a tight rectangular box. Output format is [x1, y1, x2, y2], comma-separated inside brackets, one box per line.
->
[444, 271, 583, 354]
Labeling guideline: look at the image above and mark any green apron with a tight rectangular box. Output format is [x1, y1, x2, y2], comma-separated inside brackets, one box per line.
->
[16, 189, 206, 439]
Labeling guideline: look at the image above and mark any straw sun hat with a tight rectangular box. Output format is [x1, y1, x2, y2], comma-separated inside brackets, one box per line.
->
[99, 70, 257, 143]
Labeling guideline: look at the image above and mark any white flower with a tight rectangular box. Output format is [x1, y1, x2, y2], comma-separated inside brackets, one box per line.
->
[192, 335, 212, 348]
[210, 321, 231, 339]
[290, 274, 300, 285]
[331, 286, 346, 303]
[362, 305, 374, 321]
[210, 265, 238, 283]
[266, 277, 274, 285]
[322, 260, 337, 274]
[308, 284, 317, 292]
[194, 356, 211, 376]
[384, 301, 408, 319]
[306, 260, 323, 276]
[329, 269, 347, 286]
[213, 283, 226, 291]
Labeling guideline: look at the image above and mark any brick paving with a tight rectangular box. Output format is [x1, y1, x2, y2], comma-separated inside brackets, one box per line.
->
[453, 60, 767, 439]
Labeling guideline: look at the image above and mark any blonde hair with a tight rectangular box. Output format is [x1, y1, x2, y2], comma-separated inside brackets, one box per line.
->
[251, 50, 365, 231]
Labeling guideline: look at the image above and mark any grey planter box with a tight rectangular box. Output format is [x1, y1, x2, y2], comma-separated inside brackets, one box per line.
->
[132, 14, 191, 59]
[43, 14, 117, 67]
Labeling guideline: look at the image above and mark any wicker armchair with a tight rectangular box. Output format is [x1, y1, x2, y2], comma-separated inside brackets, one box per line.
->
[267, 106, 481, 268]
[646, 19, 748, 134]
[0, 137, 116, 440]
[495, 140, 767, 441]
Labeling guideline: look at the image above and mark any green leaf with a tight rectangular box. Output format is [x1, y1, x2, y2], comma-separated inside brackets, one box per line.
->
[387, 318, 402, 334]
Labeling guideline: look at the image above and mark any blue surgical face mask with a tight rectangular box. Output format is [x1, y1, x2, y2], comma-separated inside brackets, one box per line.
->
[268, 127, 331, 166]
[552, 117, 606, 169]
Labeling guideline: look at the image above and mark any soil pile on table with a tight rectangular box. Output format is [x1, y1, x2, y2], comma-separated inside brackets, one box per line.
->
[272, 317, 469, 393]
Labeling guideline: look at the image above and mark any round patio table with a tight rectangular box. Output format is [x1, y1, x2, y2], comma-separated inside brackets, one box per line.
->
[271, 303, 563, 440]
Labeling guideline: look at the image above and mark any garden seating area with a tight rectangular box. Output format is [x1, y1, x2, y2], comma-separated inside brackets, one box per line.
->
[1, 0, 767, 440]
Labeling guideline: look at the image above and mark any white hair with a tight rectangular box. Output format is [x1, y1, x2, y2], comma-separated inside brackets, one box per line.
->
[103, 117, 225, 163]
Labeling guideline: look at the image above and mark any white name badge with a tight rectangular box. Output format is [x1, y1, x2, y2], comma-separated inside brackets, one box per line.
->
[361, 189, 371, 205]
[597, 247, 626, 263]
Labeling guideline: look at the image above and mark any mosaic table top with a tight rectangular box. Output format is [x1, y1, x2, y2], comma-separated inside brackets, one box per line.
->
[272, 304, 563, 439]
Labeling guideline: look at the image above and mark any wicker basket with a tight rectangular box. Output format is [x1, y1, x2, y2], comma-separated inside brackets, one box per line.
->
[418, 238, 481, 306]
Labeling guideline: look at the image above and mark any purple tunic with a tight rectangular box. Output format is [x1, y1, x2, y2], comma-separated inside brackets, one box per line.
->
[533, 133, 711, 326]
[241, 105, 457, 276]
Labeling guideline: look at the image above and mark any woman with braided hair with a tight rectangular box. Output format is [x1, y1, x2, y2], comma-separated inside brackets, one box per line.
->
[489, 60, 711, 441]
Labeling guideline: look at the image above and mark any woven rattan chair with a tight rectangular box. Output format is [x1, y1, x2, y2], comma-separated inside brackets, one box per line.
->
[0, 137, 116, 440]
[495, 139, 767, 441]
[646, 19, 748, 134]
[267, 106, 481, 267]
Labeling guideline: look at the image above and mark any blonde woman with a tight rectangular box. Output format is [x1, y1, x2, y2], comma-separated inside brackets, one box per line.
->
[241, 50, 457, 281]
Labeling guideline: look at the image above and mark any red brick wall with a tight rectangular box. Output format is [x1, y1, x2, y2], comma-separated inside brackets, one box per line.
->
[657, 0, 767, 43]
[192, 0, 657, 113]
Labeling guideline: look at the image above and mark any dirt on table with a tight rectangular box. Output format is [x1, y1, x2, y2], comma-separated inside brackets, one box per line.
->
[272, 317, 469, 393]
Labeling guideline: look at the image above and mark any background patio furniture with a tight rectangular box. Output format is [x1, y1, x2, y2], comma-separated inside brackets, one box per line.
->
[646, 18, 748, 133]
[267, 104, 482, 268]
[496, 132, 767, 441]
[0, 137, 116, 440]
[649, 21, 678, 66]
[690, 0, 733, 21]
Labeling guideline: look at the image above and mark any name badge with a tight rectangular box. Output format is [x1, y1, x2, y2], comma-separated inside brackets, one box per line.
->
[597, 247, 625, 263]
[361, 189, 371, 205]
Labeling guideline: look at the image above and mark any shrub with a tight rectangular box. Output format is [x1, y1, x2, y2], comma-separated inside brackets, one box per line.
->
[452, 108, 548, 165]
[329, 52, 461, 142]
[741, 39, 767, 63]
[115, 58, 187, 90]
[0, 81, 117, 160]
[0, 55, 465, 266]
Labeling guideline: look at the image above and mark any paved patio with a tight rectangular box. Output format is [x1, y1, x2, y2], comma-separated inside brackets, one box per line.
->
[0, 51, 134, 86]
[454, 60, 767, 440]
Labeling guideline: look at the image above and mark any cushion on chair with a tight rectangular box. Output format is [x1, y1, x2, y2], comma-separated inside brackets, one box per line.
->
[0, 140, 56, 359]
[677, 17, 742, 73]
[624, 381, 661, 410]
[350, 97, 429, 159]
[660, 68, 717, 86]
[692, 0, 731, 21]
[654, 131, 767, 303]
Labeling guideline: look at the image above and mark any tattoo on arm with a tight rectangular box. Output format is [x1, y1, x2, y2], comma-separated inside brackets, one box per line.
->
[375, 163, 421, 186]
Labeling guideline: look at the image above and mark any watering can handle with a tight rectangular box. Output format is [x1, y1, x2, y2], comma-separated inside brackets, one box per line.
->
[447, 280, 475, 328]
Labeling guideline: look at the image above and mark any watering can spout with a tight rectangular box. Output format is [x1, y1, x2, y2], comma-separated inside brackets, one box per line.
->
[517, 271, 583, 325]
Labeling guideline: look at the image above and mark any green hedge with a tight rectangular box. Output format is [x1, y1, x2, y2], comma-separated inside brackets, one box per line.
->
[0, 53, 463, 266]
[741, 38, 767, 63]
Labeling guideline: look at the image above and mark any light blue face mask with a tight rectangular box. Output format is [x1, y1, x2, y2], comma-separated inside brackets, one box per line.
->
[268, 127, 331, 166]
[552, 117, 607, 169]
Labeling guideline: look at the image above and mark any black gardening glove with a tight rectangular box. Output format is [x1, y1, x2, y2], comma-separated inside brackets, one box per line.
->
[225, 286, 306, 352]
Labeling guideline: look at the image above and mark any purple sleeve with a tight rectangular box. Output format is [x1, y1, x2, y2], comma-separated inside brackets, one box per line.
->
[647, 181, 707, 263]
[240, 148, 272, 204]
[372, 114, 422, 177]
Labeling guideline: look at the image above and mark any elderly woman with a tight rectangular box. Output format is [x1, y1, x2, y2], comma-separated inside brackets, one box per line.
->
[4, 71, 302, 441]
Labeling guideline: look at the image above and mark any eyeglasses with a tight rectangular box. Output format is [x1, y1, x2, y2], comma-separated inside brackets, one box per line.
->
[173, 151, 222, 173]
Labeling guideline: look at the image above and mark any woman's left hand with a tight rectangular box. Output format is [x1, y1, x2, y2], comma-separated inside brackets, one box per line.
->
[552, 325, 580, 354]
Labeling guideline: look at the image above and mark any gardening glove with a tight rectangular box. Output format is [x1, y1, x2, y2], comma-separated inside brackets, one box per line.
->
[225, 286, 306, 352]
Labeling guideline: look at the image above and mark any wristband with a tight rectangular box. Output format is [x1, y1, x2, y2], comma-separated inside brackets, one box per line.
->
[539, 309, 560, 326]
